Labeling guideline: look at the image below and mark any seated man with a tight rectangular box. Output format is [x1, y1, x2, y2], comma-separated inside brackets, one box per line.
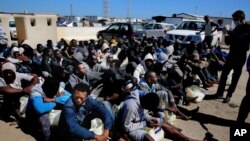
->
[26, 77, 70, 141]
[59, 83, 113, 141]
[133, 53, 154, 83]
[185, 52, 215, 89]
[139, 71, 190, 120]
[116, 90, 200, 141]
[0, 62, 39, 123]
[66, 62, 101, 93]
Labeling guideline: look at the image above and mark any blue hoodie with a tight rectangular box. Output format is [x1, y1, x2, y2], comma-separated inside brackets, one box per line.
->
[28, 84, 71, 115]
[60, 96, 113, 140]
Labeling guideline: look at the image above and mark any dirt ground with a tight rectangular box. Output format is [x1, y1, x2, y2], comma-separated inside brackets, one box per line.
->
[0, 53, 249, 141]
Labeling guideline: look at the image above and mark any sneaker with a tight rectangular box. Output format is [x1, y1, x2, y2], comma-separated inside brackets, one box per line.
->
[223, 96, 231, 103]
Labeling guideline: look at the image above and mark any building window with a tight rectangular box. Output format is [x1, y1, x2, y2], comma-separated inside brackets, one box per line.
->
[30, 18, 36, 26]
[47, 18, 52, 26]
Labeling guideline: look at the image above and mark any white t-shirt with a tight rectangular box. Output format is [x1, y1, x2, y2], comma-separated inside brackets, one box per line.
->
[0, 72, 33, 89]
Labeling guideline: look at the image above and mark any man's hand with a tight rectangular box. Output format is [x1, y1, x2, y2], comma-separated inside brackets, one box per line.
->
[95, 129, 109, 141]
[43, 97, 55, 102]
[149, 118, 160, 128]
[18, 55, 29, 62]
[95, 134, 108, 141]
[23, 85, 33, 94]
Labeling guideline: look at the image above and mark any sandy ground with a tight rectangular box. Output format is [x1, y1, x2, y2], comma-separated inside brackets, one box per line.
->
[0, 53, 250, 141]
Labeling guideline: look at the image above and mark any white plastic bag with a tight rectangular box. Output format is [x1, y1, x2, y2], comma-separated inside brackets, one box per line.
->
[49, 109, 61, 126]
[164, 111, 176, 125]
[185, 85, 205, 102]
[89, 118, 104, 135]
[20, 96, 29, 114]
[148, 127, 165, 141]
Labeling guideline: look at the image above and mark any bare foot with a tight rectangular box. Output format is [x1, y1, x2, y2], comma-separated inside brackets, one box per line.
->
[9, 121, 17, 126]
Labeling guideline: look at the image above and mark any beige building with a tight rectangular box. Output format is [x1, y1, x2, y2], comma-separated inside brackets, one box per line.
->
[15, 14, 57, 48]
[0, 13, 57, 48]
[1, 13, 104, 48]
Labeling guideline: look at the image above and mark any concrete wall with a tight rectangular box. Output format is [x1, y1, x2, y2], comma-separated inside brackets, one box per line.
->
[2, 13, 105, 47]
[57, 27, 105, 42]
[15, 14, 57, 48]
[0, 14, 13, 45]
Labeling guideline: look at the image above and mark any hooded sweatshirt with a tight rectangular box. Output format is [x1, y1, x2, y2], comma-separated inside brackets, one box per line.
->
[117, 90, 153, 133]
[28, 84, 56, 115]
[7, 47, 21, 64]
[1, 62, 33, 89]
[133, 53, 154, 83]
[28, 84, 71, 115]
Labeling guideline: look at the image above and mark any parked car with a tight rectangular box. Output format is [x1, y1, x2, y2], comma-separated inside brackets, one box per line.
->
[97, 22, 146, 41]
[9, 20, 17, 40]
[57, 20, 78, 27]
[144, 22, 176, 38]
[62, 21, 78, 27]
[165, 19, 222, 47]
[0, 25, 8, 45]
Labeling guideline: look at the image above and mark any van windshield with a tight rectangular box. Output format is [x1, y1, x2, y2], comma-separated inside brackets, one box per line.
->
[132, 24, 144, 31]
[9, 21, 16, 28]
[176, 21, 205, 31]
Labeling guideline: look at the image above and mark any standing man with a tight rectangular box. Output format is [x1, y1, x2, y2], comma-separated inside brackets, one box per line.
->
[237, 54, 250, 123]
[197, 15, 219, 49]
[215, 10, 250, 103]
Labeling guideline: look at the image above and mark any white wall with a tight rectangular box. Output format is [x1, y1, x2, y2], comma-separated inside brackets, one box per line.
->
[15, 14, 58, 48]
[57, 27, 105, 41]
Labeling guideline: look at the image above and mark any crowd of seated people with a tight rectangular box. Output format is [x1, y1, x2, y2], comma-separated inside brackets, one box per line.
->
[0, 35, 227, 141]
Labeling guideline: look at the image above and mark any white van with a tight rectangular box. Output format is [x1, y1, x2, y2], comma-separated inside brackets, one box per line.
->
[165, 19, 222, 47]
[9, 20, 17, 39]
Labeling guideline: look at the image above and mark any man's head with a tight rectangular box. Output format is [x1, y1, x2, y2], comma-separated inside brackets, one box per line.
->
[204, 15, 210, 23]
[1, 62, 16, 84]
[11, 47, 20, 58]
[72, 83, 90, 106]
[43, 48, 54, 58]
[68, 46, 76, 55]
[2, 70, 16, 84]
[54, 49, 62, 60]
[42, 77, 60, 98]
[217, 19, 223, 25]
[36, 44, 44, 53]
[232, 10, 245, 23]
[75, 63, 88, 76]
[70, 39, 77, 47]
[144, 53, 154, 70]
[68, 39, 77, 54]
[110, 59, 120, 69]
[144, 71, 158, 84]
[145, 59, 154, 70]
[47, 40, 53, 48]
[140, 92, 159, 110]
